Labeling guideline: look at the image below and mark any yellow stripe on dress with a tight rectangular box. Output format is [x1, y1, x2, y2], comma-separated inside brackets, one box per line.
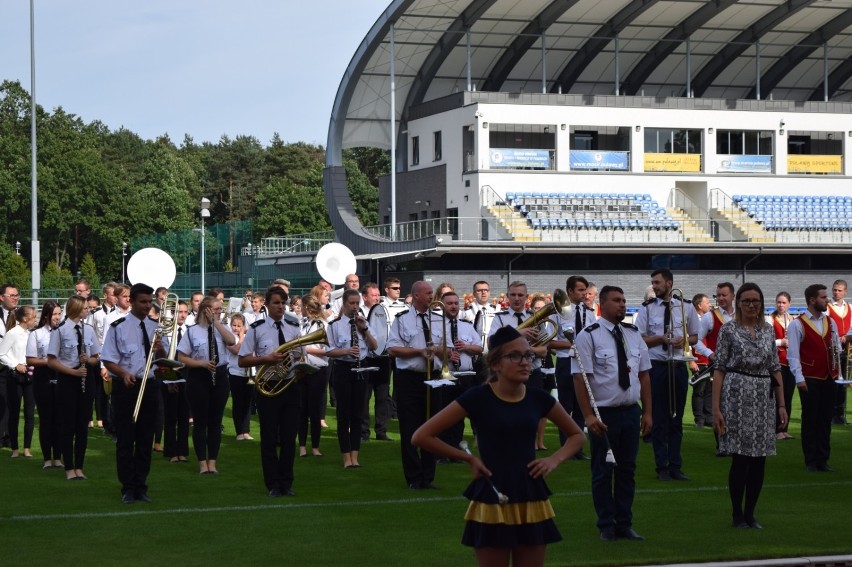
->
[464, 500, 555, 525]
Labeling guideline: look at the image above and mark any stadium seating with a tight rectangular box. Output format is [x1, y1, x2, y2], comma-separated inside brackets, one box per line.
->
[732, 195, 852, 231]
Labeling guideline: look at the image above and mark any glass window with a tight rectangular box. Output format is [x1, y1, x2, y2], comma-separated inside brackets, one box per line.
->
[645, 128, 702, 154]
[411, 136, 419, 166]
[433, 131, 442, 161]
[716, 130, 773, 155]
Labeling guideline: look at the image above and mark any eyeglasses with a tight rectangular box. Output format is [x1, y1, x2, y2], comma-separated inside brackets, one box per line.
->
[502, 351, 537, 364]
[4, 294, 20, 299]
[388, 286, 401, 291]
[740, 299, 762, 306]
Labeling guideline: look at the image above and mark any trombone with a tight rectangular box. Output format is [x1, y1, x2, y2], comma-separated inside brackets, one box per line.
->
[664, 289, 695, 419]
[133, 293, 185, 423]
[425, 301, 452, 381]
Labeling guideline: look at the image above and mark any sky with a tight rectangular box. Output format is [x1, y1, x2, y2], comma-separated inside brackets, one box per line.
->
[1, 0, 390, 147]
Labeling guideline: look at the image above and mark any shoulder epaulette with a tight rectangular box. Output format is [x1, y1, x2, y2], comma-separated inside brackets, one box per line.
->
[394, 310, 407, 318]
[641, 299, 654, 307]
[284, 318, 299, 327]
[497, 309, 509, 315]
[147, 316, 159, 323]
[110, 317, 127, 328]
[582, 322, 600, 333]
[283, 312, 301, 325]
[250, 319, 264, 329]
[458, 319, 473, 325]
[621, 322, 638, 331]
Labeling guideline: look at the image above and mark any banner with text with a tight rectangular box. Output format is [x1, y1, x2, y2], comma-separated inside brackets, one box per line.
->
[644, 153, 701, 172]
[716, 154, 773, 173]
[569, 150, 629, 171]
[489, 148, 551, 169]
[787, 155, 842, 174]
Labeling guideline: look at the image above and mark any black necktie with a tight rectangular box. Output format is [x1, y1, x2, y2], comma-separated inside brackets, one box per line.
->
[613, 325, 630, 390]
[419, 313, 431, 344]
[177, 327, 184, 346]
[75, 324, 84, 364]
[140, 320, 151, 357]
[662, 301, 671, 351]
[575, 305, 582, 331]
[515, 312, 524, 327]
[275, 321, 286, 346]
[208, 325, 218, 365]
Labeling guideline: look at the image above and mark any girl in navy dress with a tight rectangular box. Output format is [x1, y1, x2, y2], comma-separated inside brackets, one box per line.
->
[413, 326, 584, 567]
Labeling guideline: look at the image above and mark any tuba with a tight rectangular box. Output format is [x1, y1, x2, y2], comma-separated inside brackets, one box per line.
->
[518, 288, 568, 346]
[255, 327, 328, 397]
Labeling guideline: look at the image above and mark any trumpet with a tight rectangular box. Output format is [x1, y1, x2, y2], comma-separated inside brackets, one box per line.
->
[518, 288, 568, 346]
[255, 327, 328, 397]
[134, 293, 185, 423]
[425, 301, 452, 380]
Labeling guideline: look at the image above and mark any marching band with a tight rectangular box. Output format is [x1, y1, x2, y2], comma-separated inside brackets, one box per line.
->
[2, 248, 851, 550]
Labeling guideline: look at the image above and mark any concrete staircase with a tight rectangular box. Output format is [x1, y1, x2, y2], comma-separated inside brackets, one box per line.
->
[711, 207, 775, 243]
[486, 204, 538, 241]
[666, 208, 715, 242]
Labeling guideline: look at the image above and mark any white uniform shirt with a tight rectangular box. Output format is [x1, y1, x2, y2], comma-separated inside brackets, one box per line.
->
[100, 313, 164, 379]
[432, 318, 480, 372]
[176, 324, 230, 368]
[787, 312, 841, 384]
[239, 316, 300, 361]
[388, 307, 443, 373]
[575, 319, 651, 407]
[26, 326, 53, 361]
[634, 296, 700, 362]
[48, 318, 100, 370]
[326, 314, 371, 363]
[0, 325, 30, 370]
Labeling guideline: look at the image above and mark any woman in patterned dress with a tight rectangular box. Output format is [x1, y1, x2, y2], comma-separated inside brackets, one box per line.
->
[712, 282, 786, 529]
[412, 326, 584, 567]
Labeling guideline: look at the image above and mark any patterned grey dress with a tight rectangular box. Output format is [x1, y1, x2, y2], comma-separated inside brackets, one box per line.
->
[715, 321, 781, 457]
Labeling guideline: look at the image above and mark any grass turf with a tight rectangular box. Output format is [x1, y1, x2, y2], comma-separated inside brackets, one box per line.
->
[1, 391, 850, 567]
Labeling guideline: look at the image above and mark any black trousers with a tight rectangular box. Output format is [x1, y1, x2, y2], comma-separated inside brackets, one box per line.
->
[230, 373, 253, 436]
[257, 381, 300, 492]
[6, 371, 35, 451]
[299, 365, 328, 448]
[649, 360, 688, 473]
[776, 365, 796, 433]
[33, 368, 61, 461]
[556, 357, 586, 444]
[800, 377, 835, 467]
[186, 366, 230, 461]
[57, 370, 95, 470]
[395, 369, 437, 487]
[361, 356, 391, 438]
[113, 376, 160, 497]
[94, 372, 114, 434]
[332, 360, 368, 453]
[161, 381, 189, 458]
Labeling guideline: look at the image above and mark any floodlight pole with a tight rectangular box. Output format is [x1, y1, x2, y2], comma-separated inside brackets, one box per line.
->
[30, 0, 41, 305]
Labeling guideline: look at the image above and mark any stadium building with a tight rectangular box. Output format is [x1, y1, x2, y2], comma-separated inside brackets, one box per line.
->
[255, 0, 852, 302]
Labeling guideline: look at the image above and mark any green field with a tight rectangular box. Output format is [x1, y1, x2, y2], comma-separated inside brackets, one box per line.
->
[1, 393, 849, 567]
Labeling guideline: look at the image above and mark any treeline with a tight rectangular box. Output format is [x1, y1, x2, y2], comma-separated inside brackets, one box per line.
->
[0, 79, 386, 287]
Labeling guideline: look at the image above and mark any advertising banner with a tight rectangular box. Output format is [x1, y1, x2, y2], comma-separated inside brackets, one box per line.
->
[644, 153, 701, 172]
[716, 154, 772, 173]
[569, 150, 629, 171]
[489, 148, 551, 169]
[787, 155, 842, 174]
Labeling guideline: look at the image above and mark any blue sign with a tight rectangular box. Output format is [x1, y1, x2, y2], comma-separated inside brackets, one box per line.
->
[717, 154, 772, 173]
[569, 150, 629, 171]
[489, 148, 551, 169]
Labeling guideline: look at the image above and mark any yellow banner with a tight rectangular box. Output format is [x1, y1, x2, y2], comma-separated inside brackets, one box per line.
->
[644, 153, 701, 172]
[787, 155, 842, 174]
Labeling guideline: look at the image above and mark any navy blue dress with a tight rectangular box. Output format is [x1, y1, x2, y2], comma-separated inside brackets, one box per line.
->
[456, 384, 562, 548]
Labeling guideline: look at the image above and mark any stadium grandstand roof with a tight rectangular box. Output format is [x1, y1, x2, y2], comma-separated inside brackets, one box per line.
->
[327, 0, 852, 159]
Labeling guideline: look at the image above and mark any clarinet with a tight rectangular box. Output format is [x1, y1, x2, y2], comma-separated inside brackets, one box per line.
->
[350, 318, 361, 372]
[450, 318, 460, 370]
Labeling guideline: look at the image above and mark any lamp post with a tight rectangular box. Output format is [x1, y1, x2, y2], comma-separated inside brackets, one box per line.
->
[200, 197, 211, 294]
[246, 243, 254, 288]
[121, 242, 127, 283]
[15, 241, 21, 256]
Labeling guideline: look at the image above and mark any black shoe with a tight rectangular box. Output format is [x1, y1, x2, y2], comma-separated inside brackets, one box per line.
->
[805, 464, 819, 472]
[121, 493, 135, 505]
[656, 470, 672, 481]
[669, 470, 690, 481]
[747, 518, 763, 529]
[571, 451, 590, 461]
[732, 519, 750, 529]
[817, 464, 833, 472]
[599, 528, 616, 541]
[135, 492, 152, 503]
[616, 528, 645, 541]
[375, 434, 392, 441]
[283, 488, 296, 497]
[408, 482, 422, 490]
[360, 435, 370, 443]
[421, 482, 438, 489]
[268, 489, 282, 498]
